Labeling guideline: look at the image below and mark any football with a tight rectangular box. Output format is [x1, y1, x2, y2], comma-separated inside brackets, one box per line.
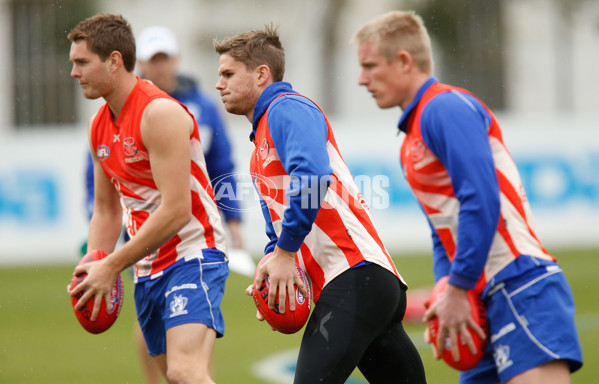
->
[252, 253, 312, 334]
[426, 275, 488, 371]
[70, 249, 124, 334]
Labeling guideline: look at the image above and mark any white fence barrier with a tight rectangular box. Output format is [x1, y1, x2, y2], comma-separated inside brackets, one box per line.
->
[1, 114, 597, 265]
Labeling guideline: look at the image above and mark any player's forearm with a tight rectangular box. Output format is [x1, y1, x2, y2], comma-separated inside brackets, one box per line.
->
[108, 202, 191, 271]
[87, 209, 123, 254]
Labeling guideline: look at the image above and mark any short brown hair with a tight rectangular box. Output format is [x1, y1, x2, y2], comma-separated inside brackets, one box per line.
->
[352, 11, 433, 75]
[68, 13, 136, 72]
[214, 24, 285, 82]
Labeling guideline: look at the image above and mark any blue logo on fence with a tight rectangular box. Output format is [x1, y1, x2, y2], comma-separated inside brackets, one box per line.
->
[0, 169, 60, 225]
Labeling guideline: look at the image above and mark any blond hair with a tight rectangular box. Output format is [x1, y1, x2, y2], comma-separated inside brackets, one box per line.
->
[352, 11, 433, 74]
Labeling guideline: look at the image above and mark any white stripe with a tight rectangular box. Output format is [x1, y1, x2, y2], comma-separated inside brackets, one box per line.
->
[324, 191, 383, 259]
[500, 287, 561, 359]
[327, 142, 360, 198]
[197, 259, 217, 330]
[302, 224, 350, 286]
[122, 193, 160, 212]
[416, 191, 459, 219]
[508, 266, 562, 297]
[185, 251, 203, 262]
[150, 270, 163, 280]
[450, 90, 478, 112]
[490, 322, 516, 344]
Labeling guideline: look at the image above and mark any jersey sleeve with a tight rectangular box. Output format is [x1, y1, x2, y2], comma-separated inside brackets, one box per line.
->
[267, 96, 332, 252]
[262, 205, 279, 255]
[420, 91, 501, 289]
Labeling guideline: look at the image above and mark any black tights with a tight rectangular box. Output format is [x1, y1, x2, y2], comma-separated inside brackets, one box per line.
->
[294, 264, 427, 383]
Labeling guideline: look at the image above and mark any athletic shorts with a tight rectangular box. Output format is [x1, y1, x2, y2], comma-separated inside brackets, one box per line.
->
[460, 263, 583, 384]
[134, 250, 229, 356]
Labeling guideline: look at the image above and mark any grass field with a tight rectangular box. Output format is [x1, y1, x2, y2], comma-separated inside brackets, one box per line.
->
[0, 248, 597, 383]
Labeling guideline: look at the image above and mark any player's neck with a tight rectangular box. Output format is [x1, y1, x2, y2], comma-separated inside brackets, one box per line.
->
[105, 74, 138, 121]
[400, 73, 431, 110]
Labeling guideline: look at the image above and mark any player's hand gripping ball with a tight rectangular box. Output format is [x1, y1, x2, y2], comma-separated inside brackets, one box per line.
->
[70, 250, 124, 334]
[426, 276, 488, 371]
[252, 253, 311, 334]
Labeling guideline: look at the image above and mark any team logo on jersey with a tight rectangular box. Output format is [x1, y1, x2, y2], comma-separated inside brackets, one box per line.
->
[259, 138, 270, 160]
[96, 145, 110, 161]
[123, 137, 138, 156]
[409, 138, 427, 162]
[169, 294, 189, 318]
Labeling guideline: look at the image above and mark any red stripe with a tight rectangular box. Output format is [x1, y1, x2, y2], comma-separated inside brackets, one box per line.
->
[436, 227, 456, 261]
[496, 171, 526, 219]
[496, 171, 548, 253]
[406, 165, 454, 197]
[257, 182, 286, 206]
[415, 181, 454, 197]
[260, 160, 286, 177]
[269, 208, 281, 222]
[129, 210, 150, 236]
[298, 243, 325, 302]
[329, 179, 399, 277]
[151, 235, 181, 273]
[191, 161, 215, 201]
[496, 214, 520, 258]
[116, 182, 147, 201]
[190, 161, 217, 248]
[191, 190, 215, 248]
[313, 200, 362, 266]
[420, 202, 442, 216]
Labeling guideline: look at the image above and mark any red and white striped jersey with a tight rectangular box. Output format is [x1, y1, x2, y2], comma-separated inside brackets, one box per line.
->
[250, 91, 406, 301]
[91, 78, 227, 279]
[399, 80, 554, 292]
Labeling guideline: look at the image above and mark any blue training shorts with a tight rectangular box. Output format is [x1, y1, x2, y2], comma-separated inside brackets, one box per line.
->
[460, 263, 583, 384]
[134, 249, 229, 357]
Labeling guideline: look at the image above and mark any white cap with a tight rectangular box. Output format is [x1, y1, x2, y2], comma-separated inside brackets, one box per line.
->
[136, 26, 180, 61]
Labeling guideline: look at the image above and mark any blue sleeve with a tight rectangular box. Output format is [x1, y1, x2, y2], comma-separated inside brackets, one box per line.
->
[198, 96, 242, 222]
[85, 150, 94, 220]
[260, 202, 279, 255]
[420, 92, 500, 289]
[267, 96, 332, 252]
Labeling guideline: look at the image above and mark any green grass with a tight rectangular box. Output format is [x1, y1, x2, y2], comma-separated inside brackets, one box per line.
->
[0, 248, 596, 383]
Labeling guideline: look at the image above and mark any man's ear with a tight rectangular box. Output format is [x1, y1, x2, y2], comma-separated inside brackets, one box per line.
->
[395, 50, 414, 72]
[256, 64, 271, 86]
[108, 50, 123, 72]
